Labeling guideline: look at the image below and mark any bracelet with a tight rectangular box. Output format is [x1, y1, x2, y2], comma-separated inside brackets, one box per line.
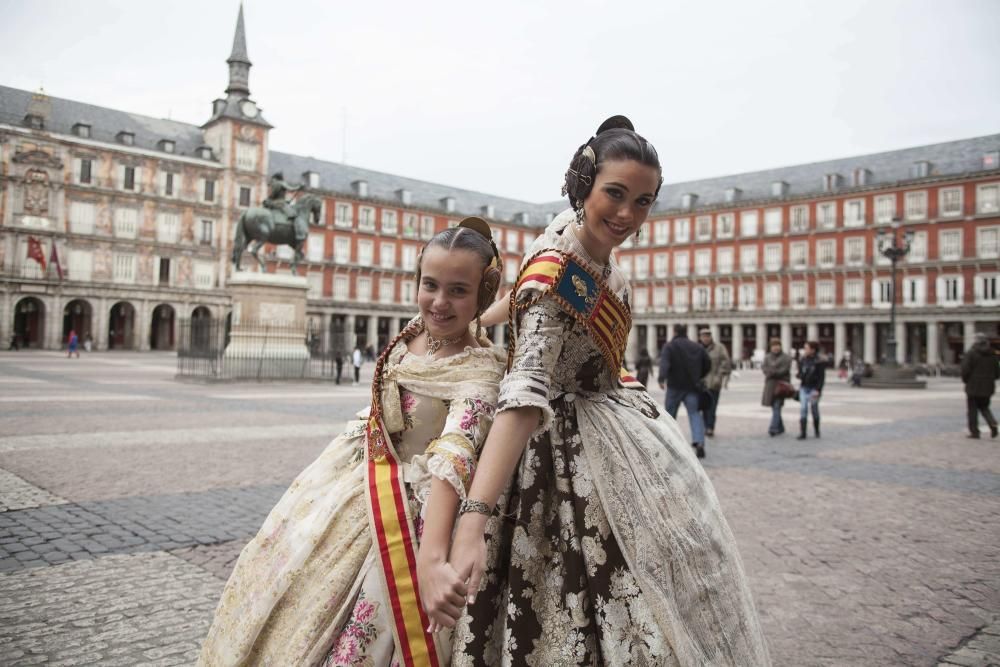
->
[458, 499, 492, 517]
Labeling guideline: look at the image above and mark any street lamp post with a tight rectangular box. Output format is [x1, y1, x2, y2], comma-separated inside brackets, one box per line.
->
[876, 218, 914, 367]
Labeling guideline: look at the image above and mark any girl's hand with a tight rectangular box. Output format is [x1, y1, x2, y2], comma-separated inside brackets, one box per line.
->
[416, 556, 467, 632]
[449, 516, 488, 605]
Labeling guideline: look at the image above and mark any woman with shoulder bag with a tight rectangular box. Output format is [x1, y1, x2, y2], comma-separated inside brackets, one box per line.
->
[761, 338, 793, 436]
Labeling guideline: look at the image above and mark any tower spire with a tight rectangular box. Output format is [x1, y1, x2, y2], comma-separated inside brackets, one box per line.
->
[226, 3, 251, 97]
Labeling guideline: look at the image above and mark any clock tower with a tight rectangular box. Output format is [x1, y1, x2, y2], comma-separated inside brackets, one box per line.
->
[202, 3, 272, 286]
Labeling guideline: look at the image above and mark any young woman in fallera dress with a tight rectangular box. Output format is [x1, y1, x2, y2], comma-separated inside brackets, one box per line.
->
[197, 218, 506, 666]
[421, 116, 771, 666]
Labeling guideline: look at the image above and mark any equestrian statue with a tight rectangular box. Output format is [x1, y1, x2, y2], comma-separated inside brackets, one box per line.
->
[232, 172, 324, 274]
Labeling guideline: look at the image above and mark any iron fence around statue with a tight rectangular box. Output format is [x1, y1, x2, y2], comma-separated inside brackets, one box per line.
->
[176, 319, 347, 380]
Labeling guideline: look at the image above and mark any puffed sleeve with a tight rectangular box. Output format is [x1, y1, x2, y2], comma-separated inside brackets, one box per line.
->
[496, 294, 568, 437]
[425, 393, 497, 499]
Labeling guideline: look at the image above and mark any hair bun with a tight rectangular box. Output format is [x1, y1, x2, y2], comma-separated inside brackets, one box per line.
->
[596, 115, 635, 135]
[458, 216, 492, 240]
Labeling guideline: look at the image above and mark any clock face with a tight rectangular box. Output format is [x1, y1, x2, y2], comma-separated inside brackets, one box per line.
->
[240, 100, 258, 118]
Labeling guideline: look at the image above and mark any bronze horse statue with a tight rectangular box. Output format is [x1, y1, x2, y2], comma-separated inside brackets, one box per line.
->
[232, 193, 323, 274]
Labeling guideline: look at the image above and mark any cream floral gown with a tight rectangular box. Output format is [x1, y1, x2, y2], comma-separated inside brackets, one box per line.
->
[198, 328, 504, 667]
[450, 211, 771, 666]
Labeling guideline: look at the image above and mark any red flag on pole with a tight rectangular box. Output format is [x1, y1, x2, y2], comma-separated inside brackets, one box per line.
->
[26, 236, 46, 272]
[49, 242, 64, 281]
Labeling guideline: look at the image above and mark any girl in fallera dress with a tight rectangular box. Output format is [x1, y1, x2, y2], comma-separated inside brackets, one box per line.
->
[422, 116, 771, 666]
[198, 218, 506, 666]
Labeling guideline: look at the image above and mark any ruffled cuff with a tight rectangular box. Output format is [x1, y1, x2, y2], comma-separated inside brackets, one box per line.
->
[425, 433, 477, 498]
[497, 377, 553, 439]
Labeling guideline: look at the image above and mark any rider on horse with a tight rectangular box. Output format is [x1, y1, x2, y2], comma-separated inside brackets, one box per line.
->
[262, 172, 306, 241]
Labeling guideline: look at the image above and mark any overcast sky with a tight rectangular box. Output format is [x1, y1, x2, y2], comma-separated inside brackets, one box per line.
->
[2, 0, 998, 203]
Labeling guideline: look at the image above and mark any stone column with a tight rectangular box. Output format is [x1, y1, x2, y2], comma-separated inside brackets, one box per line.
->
[344, 313, 356, 351]
[709, 323, 720, 341]
[645, 324, 658, 357]
[963, 320, 977, 352]
[626, 324, 639, 368]
[95, 297, 109, 351]
[388, 316, 400, 340]
[0, 291, 10, 351]
[732, 323, 744, 363]
[894, 320, 906, 364]
[780, 321, 792, 353]
[806, 322, 819, 343]
[366, 314, 378, 351]
[755, 322, 766, 355]
[864, 321, 876, 363]
[926, 320, 940, 366]
[834, 321, 846, 365]
[137, 300, 151, 351]
[47, 294, 63, 350]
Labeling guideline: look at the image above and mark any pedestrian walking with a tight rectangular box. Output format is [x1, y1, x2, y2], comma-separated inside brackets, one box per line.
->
[797, 340, 827, 439]
[961, 332, 998, 439]
[699, 328, 732, 437]
[762, 337, 792, 436]
[634, 347, 653, 387]
[67, 329, 80, 358]
[352, 345, 363, 385]
[659, 323, 711, 458]
[83, 332, 93, 352]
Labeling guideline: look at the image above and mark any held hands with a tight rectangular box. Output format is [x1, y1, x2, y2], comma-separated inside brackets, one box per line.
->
[448, 515, 488, 606]
[416, 554, 467, 633]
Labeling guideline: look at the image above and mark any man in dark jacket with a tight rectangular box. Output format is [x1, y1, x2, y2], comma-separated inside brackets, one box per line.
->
[961, 333, 998, 439]
[659, 324, 711, 458]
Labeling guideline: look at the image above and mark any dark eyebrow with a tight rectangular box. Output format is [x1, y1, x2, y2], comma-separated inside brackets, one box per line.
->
[605, 181, 630, 192]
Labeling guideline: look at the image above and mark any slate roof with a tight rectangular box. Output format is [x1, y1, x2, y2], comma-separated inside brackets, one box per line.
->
[270, 151, 561, 225]
[646, 134, 1000, 213]
[0, 85, 211, 160]
[1, 84, 996, 225]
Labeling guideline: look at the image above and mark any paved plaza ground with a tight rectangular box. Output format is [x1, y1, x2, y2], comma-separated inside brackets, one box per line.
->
[1, 349, 998, 666]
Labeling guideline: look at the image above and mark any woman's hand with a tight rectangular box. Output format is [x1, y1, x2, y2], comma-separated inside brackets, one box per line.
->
[448, 515, 489, 605]
[416, 554, 467, 633]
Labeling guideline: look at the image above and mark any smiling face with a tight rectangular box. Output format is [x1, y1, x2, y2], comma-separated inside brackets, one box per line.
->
[417, 246, 483, 341]
[578, 159, 660, 261]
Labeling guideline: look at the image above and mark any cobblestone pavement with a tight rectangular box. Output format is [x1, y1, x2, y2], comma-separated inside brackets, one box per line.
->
[1, 350, 998, 666]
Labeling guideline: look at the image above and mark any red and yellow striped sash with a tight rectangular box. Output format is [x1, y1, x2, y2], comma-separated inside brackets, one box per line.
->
[365, 415, 440, 667]
[512, 250, 632, 378]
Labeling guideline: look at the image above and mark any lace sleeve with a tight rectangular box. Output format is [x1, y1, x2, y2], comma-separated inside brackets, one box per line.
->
[497, 295, 568, 437]
[425, 394, 497, 499]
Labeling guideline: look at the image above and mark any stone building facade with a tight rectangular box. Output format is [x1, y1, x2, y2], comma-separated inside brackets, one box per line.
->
[1, 7, 997, 367]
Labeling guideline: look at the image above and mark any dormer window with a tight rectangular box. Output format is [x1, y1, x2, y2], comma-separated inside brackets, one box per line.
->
[158, 139, 175, 154]
[725, 187, 742, 203]
[852, 168, 871, 187]
[771, 181, 789, 197]
[396, 189, 412, 205]
[351, 179, 367, 196]
[984, 151, 999, 170]
[304, 171, 320, 188]
[441, 196, 456, 213]
[516, 212, 530, 226]
[910, 161, 931, 179]
[823, 173, 842, 192]
[73, 123, 91, 139]
[24, 114, 44, 130]
[117, 131, 135, 146]
[197, 146, 213, 160]
[681, 193, 698, 210]
[481, 204, 495, 218]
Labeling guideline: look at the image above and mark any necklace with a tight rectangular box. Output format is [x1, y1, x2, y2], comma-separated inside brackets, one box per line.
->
[425, 330, 462, 357]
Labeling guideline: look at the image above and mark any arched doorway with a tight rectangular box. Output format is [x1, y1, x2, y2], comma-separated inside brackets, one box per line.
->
[190, 306, 213, 353]
[13, 297, 45, 348]
[149, 304, 176, 350]
[62, 299, 93, 348]
[108, 301, 136, 350]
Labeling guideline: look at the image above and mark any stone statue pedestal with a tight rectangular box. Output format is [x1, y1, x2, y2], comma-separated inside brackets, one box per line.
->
[224, 272, 310, 379]
[863, 364, 927, 389]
